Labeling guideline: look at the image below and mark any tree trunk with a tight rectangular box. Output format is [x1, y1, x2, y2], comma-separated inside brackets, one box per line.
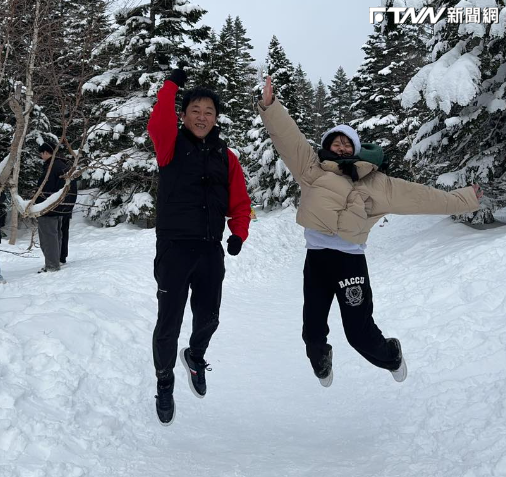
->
[8, 210, 18, 245]
[7, 0, 40, 244]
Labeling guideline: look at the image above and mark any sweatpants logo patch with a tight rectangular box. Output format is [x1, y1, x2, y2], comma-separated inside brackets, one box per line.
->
[345, 286, 364, 307]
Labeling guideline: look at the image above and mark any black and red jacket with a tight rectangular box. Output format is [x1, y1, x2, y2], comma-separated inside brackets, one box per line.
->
[147, 80, 251, 242]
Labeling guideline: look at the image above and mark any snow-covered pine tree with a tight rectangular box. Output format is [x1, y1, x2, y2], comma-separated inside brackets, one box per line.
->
[328, 66, 354, 126]
[0, 0, 15, 165]
[313, 79, 333, 146]
[83, 0, 210, 226]
[1, 0, 112, 203]
[198, 15, 256, 152]
[402, 0, 506, 223]
[293, 64, 315, 144]
[266, 36, 297, 114]
[193, 30, 224, 93]
[0, 0, 62, 199]
[229, 16, 257, 151]
[212, 16, 238, 146]
[352, 8, 429, 179]
[247, 36, 300, 208]
[43, 0, 111, 149]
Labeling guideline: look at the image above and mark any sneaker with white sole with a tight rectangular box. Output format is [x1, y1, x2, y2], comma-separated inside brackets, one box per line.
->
[314, 349, 333, 387]
[387, 338, 407, 382]
[180, 347, 211, 398]
[155, 382, 176, 426]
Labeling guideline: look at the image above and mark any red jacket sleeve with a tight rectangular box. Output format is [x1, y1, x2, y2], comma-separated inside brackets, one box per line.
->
[147, 80, 179, 168]
[227, 150, 251, 242]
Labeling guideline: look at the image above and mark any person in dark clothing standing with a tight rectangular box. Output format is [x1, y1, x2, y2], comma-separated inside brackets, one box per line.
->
[147, 64, 251, 426]
[36, 142, 71, 273]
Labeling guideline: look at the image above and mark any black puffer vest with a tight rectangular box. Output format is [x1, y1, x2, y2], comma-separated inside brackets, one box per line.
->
[156, 126, 229, 241]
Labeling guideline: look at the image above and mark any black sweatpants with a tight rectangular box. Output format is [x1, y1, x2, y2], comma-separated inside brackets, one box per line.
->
[153, 237, 225, 380]
[60, 215, 70, 262]
[302, 248, 399, 372]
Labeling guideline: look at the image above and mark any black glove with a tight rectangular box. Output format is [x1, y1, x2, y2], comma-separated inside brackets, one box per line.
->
[227, 235, 243, 256]
[168, 63, 188, 88]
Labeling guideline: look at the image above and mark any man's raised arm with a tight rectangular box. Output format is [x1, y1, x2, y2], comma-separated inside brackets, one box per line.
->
[147, 67, 187, 167]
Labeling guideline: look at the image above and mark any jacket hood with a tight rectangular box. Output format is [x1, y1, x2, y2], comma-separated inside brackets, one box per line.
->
[321, 125, 361, 155]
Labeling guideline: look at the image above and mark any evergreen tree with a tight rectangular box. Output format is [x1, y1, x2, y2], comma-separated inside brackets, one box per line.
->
[328, 66, 353, 125]
[352, 13, 429, 180]
[266, 36, 297, 114]
[0, 0, 42, 197]
[1, 0, 112, 202]
[401, 0, 506, 223]
[293, 64, 315, 143]
[194, 29, 222, 92]
[247, 36, 299, 208]
[83, 0, 210, 226]
[193, 15, 256, 153]
[213, 16, 241, 146]
[44, 0, 111, 148]
[313, 79, 332, 146]
[229, 16, 256, 150]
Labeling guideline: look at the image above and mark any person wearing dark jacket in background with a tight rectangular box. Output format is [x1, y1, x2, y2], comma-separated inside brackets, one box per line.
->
[36, 142, 71, 273]
[147, 64, 251, 426]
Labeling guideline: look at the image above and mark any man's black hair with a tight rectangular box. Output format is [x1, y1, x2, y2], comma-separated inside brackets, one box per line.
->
[38, 142, 55, 154]
[181, 87, 220, 115]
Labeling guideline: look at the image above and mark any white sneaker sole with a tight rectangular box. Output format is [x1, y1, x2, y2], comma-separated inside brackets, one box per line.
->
[319, 369, 333, 387]
[157, 401, 176, 427]
[315, 349, 333, 388]
[391, 356, 407, 382]
[179, 347, 205, 399]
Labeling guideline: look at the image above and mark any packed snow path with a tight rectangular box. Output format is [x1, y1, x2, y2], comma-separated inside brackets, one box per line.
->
[1, 208, 506, 477]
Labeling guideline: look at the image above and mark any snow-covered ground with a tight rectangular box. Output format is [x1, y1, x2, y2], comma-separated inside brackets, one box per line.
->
[1, 207, 506, 477]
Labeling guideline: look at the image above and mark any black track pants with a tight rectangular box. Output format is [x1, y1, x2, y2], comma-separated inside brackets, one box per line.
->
[153, 238, 225, 378]
[302, 248, 399, 371]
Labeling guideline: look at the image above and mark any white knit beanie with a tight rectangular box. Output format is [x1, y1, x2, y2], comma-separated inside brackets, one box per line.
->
[321, 125, 361, 155]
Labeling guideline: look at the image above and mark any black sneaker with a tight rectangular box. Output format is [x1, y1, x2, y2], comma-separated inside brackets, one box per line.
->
[155, 382, 175, 426]
[180, 347, 211, 398]
[386, 338, 407, 382]
[314, 349, 333, 387]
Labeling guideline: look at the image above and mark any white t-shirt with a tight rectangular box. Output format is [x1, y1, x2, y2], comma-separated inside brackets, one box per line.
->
[304, 228, 366, 255]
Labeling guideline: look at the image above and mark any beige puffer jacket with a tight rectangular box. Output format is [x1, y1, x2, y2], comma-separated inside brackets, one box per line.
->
[258, 99, 480, 245]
